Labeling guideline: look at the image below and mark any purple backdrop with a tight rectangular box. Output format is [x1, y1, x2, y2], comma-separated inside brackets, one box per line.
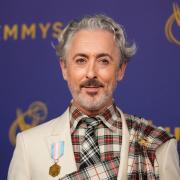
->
[0, 0, 179, 179]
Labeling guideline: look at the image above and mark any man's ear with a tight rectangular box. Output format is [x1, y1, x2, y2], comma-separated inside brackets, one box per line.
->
[117, 63, 127, 81]
[60, 59, 67, 80]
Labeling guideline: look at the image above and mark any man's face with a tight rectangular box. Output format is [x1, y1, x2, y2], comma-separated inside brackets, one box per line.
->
[60, 29, 126, 114]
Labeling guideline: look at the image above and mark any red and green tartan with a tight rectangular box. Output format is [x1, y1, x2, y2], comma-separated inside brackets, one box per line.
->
[126, 114, 173, 179]
[60, 157, 119, 180]
[60, 104, 173, 180]
[70, 103, 123, 168]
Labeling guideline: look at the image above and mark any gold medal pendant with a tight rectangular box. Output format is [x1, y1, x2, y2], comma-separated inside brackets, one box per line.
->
[49, 141, 64, 177]
[49, 163, 61, 177]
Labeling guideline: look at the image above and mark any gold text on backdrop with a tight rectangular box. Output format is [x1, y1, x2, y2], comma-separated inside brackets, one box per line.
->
[1, 21, 63, 41]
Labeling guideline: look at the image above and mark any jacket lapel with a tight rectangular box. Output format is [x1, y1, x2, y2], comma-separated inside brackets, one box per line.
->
[117, 108, 130, 180]
[46, 108, 77, 178]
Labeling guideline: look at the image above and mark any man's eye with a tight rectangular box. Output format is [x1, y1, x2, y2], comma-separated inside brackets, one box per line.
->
[75, 58, 86, 64]
[99, 58, 110, 65]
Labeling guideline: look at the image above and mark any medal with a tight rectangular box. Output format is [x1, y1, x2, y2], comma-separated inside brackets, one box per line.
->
[49, 141, 64, 177]
[49, 163, 61, 177]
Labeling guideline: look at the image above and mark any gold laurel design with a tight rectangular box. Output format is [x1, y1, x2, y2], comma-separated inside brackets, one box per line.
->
[9, 101, 48, 145]
[165, 3, 180, 45]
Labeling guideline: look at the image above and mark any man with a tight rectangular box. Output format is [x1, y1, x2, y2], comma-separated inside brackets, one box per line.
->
[8, 15, 180, 180]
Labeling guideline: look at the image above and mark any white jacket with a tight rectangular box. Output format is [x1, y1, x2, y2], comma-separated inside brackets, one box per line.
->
[8, 108, 180, 180]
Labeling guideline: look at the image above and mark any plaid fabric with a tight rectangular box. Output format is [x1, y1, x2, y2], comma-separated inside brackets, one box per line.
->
[79, 118, 101, 169]
[62, 104, 174, 180]
[125, 114, 174, 179]
[60, 157, 120, 180]
[70, 103, 122, 168]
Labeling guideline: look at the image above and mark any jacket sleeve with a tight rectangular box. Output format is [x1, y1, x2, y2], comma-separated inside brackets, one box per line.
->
[8, 133, 31, 180]
[156, 138, 180, 179]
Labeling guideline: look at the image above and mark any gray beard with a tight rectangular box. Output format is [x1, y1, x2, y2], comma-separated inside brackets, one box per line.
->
[72, 92, 113, 111]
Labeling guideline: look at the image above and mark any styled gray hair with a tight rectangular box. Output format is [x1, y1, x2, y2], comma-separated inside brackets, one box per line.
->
[55, 14, 137, 65]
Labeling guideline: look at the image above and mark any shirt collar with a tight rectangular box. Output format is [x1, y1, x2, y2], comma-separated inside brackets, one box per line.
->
[69, 102, 121, 134]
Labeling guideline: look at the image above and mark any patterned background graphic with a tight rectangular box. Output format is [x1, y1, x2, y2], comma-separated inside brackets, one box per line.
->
[0, 0, 179, 179]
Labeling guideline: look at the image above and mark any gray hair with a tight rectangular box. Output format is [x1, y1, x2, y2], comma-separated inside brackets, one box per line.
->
[55, 14, 137, 64]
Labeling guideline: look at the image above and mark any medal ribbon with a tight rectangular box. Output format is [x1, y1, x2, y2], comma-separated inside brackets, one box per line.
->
[51, 141, 64, 161]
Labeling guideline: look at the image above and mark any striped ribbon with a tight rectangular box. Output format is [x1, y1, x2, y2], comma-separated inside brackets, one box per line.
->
[51, 141, 64, 160]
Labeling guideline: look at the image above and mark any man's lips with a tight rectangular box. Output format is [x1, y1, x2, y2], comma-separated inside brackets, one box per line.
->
[79, 79, 104, 95]
[83, 86, 101, 88]
[82, 86, 102, 93]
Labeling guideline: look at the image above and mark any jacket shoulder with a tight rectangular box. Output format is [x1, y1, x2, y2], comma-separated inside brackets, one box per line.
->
[124, 113, 174, 149]
[18, 115, 62, 138]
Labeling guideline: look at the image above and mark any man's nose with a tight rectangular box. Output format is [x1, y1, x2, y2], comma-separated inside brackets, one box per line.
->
[86, 60, 97, 79]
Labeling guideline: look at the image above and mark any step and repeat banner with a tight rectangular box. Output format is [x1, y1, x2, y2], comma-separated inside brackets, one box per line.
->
[0, 0, 179, 179]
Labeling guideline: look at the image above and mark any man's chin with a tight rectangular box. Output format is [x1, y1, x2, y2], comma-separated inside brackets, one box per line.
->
[82, 105, 100, 111]
[79, 101, 100, 111]
[76, 96, 109, 112]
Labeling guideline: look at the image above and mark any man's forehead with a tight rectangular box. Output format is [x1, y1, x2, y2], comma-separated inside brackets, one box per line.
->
[65, 29, 119, 56]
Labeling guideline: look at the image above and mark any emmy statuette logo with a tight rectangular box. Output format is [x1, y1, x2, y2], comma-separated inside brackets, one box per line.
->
[165, 2, 180, 45]
[9, 101, 48, 145]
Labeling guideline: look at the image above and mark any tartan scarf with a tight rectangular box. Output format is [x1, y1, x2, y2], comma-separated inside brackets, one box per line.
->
[60, 109, 173, 180]
[125, 114, 173, 180]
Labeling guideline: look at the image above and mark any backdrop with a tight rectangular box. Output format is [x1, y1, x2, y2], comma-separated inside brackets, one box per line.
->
[1, 0, 180, 179]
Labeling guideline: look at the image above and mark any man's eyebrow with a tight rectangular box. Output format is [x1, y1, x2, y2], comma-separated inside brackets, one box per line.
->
[96, 53, 112, 59]
[72, 53, 113, 60]
[72, 53, 88, 59]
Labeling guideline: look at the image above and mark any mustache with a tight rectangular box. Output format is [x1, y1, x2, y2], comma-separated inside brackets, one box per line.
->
[80, 79, 104, 88]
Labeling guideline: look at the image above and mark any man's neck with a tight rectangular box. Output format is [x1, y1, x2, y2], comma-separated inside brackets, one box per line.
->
[71, 101, 113, 117]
